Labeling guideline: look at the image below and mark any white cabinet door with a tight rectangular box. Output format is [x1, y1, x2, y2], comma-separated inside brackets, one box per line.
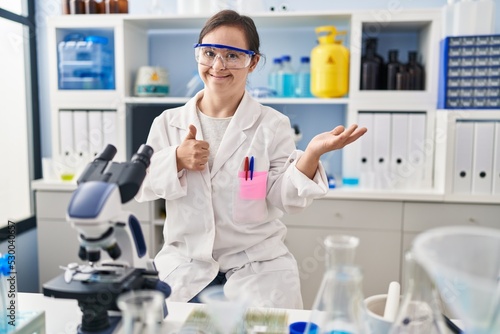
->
[285, 227, 401, 309]
[282, 199, 403, 309]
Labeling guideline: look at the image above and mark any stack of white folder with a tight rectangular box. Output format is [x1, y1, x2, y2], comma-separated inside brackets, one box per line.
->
[59, 109, 118, 159]
[453, 120, 500, 195]
[352, 112, 429, 190]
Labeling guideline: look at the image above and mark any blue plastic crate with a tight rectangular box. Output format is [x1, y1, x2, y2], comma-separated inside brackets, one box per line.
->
[438, 34, 500, 109]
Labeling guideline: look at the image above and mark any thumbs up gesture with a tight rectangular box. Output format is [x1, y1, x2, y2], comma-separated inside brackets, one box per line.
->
[176, 124, 210, 171]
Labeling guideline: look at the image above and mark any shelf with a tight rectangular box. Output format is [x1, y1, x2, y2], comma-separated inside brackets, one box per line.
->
[124, 96, 349, 105]
[325, 187, 445, 202]
[123, 11, 352, 30]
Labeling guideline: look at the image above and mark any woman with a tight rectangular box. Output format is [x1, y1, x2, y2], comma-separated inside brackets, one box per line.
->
[136, 9, 366, 309]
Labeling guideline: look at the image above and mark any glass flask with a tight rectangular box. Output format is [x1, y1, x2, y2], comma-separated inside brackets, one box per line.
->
[117, 290, 165, 334]
[306, 235, 370, 334]
[389, 251, 447, 334]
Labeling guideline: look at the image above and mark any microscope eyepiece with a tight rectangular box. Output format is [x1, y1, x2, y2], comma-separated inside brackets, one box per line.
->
[105, 243, 122, 260]
[131, 144, 154, 169]
[95, 144, 117, 162]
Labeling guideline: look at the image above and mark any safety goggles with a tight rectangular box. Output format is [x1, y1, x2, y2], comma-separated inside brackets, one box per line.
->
[194, 43, 255, 69]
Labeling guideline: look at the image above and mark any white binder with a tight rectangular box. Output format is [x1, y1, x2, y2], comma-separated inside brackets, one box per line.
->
[407, 113, 426, 188]
[453, 121, 474, 194]
[102, 111, 118, 148]
[58, 110, 74, 157]
[73, 110, 89, 158]
[471, 121, 495, 194]
[88, 111, 103, 157]
[493, 122, 500, 195]
[373, 113, 391, 189]
[390, 113, 409, 189]
[358, 112, 374, 188]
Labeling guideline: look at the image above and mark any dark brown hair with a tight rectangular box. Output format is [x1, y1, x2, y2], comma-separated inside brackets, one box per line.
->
[198, 10, 261, 56]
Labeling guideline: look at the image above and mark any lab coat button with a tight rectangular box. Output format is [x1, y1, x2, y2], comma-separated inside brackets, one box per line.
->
[289, 158, 295, 163]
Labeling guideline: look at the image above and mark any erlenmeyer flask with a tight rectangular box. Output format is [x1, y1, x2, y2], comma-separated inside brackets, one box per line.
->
[306, 235, 369, 334]
[389, 251, 447, 334]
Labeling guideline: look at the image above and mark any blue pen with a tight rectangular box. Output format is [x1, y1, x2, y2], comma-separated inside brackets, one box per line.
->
[249, 156, 254, 180]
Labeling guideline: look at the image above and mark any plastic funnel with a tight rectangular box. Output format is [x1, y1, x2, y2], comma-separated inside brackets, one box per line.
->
[412, 226, 500, 334]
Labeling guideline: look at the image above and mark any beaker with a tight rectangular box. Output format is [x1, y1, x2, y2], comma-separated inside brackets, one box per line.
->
[199, 286, 249, 334]
[117, 290, 165, 334]
[306, 234, 369, 334]
[389, 251, 447, 334]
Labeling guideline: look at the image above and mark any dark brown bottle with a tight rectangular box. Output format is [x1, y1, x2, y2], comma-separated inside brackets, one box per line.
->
[361, 47, 381, 90]
[70, 0, 86, 14]
[106, 0, 128, 13]
[62, 0, 71, 14]
[387, 50, 402, 90]
[396, 65, 410, 90]
[360, 38, 384, 90]
[407, 51, 425, 90]
[85, 0, 105, 13]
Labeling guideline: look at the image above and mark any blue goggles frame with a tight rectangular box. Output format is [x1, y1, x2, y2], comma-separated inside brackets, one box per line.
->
[193, 43, 256, 56]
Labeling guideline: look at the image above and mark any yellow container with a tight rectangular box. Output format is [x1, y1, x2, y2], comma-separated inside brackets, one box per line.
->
[311, 26, 350, 98]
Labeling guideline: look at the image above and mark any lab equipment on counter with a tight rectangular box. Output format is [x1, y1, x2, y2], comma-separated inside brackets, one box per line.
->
[58, 34, 114, 90]
[413, 225, 500, 334]
[134, 66, 169, 97]
[199, 286, 250, 334]
[389, 251, 447, 334]
[42, 144, 171, 334]
[117, 290, 165, 333]
[306, 235, 369, 334]
[311, 26, 349, 98]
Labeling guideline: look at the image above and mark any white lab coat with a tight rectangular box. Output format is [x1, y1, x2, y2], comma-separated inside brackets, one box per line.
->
[136, 90, 329, 308]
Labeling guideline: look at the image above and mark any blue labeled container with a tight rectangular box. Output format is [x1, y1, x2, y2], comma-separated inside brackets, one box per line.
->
[58, 35, 115, 90]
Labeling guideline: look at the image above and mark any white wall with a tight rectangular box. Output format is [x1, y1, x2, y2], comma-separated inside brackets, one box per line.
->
[36, 0, 500, 158]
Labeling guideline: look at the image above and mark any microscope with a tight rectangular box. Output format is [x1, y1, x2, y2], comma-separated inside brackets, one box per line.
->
[43, 144, 171, 334]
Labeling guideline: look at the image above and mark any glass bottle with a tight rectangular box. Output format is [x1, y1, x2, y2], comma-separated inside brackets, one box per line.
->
[407, 51, 425, 90]
[278, 55, 295, 98]
[360, 38, 384, 90]
[361, 44, 381, 90]
[295, 56, 313, 97]
[70, 0, 86, 14]
[386, 50, 402, 90]
[106, 0, 128, 13]
[62, 0, 71, 14]
[396, 65, 410, 90]
[389, 251, 447, 334]
[306, 235, 369, 334]
[117, 290, 165, 334]
[268, 57, 282, 97]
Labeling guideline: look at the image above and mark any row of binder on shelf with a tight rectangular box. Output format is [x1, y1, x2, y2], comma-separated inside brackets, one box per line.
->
[343, 112, 429, 190]
[59, 109, 117, 158]
[453, 120, 500, 195]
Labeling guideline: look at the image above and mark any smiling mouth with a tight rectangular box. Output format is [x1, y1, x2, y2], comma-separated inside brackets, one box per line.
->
[210, 73, 230, 79]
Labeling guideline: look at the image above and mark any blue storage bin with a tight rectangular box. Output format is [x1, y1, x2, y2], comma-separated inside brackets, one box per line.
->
[438, 34, 500, 109]
[58, 35, 115, 90]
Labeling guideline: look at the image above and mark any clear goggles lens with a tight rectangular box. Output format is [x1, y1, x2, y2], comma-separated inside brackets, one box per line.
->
[194, 44, 255, 69]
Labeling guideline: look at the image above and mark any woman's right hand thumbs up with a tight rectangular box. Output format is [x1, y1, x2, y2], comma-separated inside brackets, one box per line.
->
[176, 124, 210, 171]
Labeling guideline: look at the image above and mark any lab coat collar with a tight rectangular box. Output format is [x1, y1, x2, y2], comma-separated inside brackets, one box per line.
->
[210, 91, 262, 177]
[169, 90, 262, 182]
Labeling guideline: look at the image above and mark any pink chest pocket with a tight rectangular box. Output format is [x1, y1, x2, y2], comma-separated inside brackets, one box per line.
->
[237, 171, 268, 199]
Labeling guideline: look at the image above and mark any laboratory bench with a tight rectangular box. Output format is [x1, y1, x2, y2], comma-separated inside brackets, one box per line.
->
[32, 179, 500, 309]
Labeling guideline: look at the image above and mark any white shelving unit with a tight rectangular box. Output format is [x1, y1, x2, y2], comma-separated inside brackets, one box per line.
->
[37, 9, 500, 306]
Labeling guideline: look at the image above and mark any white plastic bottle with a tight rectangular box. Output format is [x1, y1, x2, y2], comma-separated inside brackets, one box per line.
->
[295, 56, 313, 97]
[268, 57, 282, 97]
[278, 55, 295, 98]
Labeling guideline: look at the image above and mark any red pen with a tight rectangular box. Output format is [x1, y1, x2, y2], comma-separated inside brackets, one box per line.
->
[244, 156, 249, 180]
